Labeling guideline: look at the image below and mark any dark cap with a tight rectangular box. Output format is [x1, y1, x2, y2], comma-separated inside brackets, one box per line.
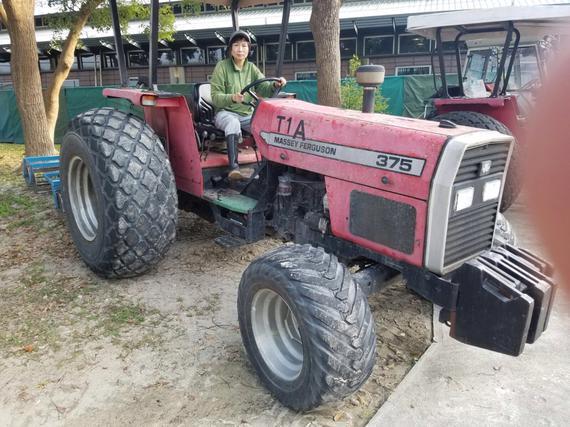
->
[228, 30, 251, 47]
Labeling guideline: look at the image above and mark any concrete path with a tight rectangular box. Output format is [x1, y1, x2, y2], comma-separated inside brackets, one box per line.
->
[369, 205, 570, 426]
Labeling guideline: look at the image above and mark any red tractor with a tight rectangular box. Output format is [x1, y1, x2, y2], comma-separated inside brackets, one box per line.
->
[407, 5, 570, 211]
[59, 0, 556, 411]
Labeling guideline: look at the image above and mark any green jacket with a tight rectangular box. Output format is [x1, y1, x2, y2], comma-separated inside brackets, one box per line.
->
[210, 58, 274, 116]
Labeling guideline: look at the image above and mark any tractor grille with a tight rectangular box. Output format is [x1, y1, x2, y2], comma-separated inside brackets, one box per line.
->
[453, 144, 510, 184]
[444, 143, 510, 268]
[445, 201, 499, 266]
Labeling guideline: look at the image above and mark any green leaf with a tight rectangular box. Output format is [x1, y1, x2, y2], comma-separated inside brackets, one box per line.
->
[46, 0, 202, 44]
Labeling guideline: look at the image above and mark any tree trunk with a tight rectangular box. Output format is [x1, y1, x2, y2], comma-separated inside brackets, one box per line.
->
[3, 0, 55, 156]
[44, 0, 102, 141]
[310, 0, 342, 107]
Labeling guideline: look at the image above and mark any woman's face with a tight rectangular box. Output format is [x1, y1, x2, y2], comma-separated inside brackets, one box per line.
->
[231, 38, 249, 62]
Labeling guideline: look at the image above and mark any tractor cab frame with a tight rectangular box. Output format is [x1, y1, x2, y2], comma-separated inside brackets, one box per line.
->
[408, 5, 570, 105]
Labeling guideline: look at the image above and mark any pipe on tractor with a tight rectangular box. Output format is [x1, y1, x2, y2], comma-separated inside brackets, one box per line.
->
[356, 65, 385, 113]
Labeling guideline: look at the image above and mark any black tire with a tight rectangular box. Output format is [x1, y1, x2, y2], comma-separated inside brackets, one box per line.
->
[237, 244, 376, 411]
[432, 111, 521, 212]
[60, 108, 178, 278]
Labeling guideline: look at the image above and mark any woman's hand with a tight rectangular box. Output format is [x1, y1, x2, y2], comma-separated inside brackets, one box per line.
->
[232, 93, 245, 103]
[273, 77, 287, 88]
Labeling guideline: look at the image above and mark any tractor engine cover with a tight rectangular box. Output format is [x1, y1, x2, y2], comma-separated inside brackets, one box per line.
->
[253, 99, 467, 201]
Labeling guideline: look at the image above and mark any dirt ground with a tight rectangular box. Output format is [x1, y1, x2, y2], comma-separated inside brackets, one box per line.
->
[0, 143, 432, 426]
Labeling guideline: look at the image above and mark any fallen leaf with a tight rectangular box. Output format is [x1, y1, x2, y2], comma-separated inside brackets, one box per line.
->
[23, 344, 34, 353]
[333, 411, 346, 422]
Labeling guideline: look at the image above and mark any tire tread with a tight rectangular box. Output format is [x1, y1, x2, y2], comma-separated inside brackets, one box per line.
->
[239, 244, 376, 410]
[63, 107, 177, 278]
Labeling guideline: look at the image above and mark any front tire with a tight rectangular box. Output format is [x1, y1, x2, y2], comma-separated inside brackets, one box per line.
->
[60, 108, 178, 278]
[432, 111, 521, 212]
[238, 244, 376, 411]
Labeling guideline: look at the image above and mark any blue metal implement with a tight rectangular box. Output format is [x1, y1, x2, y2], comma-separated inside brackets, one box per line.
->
[43, 171, 62, 210]
[22, 155, 62, 210]
[22, 155, 60, 187]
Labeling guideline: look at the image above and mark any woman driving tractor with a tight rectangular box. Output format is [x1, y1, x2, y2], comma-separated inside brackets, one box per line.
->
[210, 30, 286, 181]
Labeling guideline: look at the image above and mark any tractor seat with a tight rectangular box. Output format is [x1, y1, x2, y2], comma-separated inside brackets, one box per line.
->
[188, 83, 225, 141]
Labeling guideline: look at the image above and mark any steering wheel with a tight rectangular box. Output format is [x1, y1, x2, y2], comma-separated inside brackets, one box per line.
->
[240, 77, 283, 107]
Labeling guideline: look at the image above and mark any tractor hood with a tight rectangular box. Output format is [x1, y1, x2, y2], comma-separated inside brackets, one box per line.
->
[251, 98, 510, 201]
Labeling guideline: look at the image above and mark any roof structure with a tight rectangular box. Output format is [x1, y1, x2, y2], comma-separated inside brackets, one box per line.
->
[407, 5, 570, 43]
[8, 0, 570, 48]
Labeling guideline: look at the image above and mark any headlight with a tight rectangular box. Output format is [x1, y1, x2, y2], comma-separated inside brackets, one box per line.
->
[483, 179, 502, 202]
[454, 187, 474, 211]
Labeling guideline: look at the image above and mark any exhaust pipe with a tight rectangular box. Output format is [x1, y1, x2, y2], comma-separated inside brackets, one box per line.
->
[356, 65, 385, 113]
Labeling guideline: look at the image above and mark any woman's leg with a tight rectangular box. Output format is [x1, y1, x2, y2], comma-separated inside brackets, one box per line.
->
[214, 111, 249, 180]
[238, 115, 252, 133]
[214, 110, 242, 136]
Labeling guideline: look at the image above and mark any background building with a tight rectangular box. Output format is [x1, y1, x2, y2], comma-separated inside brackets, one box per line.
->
[0, 0, 568, 88]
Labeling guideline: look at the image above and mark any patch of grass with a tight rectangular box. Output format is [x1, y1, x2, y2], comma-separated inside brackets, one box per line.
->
[99, 302, 146, 337]
[0, 188, 56, 232]
[20, 262, 49, 287]
[0, 143, 25, 186]
[0, 193, 37, 218]
[6, 217, 36, 230]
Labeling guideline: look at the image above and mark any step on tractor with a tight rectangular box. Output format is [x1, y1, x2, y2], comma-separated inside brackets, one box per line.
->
[59, 0, 557, 411]
[407, 5, 570, 212]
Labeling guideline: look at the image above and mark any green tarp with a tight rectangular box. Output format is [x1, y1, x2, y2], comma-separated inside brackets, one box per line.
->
[0, 90, 24, 144]
[278, 77, 405, 116]
[0, 76, 444, 144]
[402, 75, 459, 118]
[382, 76, 406, 116]
[55, 86, 144, 141]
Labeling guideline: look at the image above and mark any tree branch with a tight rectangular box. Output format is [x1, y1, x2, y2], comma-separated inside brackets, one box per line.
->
[44, 0, 104, 139]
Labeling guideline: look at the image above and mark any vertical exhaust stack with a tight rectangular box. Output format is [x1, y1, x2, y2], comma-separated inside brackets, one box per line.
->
[356, 65, 385, 113]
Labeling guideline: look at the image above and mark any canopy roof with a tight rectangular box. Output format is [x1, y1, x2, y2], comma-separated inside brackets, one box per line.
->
[407, 5, 570, 44]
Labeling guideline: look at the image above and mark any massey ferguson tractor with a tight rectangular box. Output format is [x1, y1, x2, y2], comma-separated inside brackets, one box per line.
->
[59, 0, 556, 411]
[407, 5, 570, 211]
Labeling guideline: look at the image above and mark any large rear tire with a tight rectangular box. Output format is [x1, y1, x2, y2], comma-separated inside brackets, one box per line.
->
[432, 111, 521, 212]
[237, 244, 376, 411]
[60, 108, 178, 278]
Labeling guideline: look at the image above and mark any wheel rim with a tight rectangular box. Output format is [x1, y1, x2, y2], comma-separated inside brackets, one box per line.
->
[68, 155, 98, 241]
[251, 288, 303, 382]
